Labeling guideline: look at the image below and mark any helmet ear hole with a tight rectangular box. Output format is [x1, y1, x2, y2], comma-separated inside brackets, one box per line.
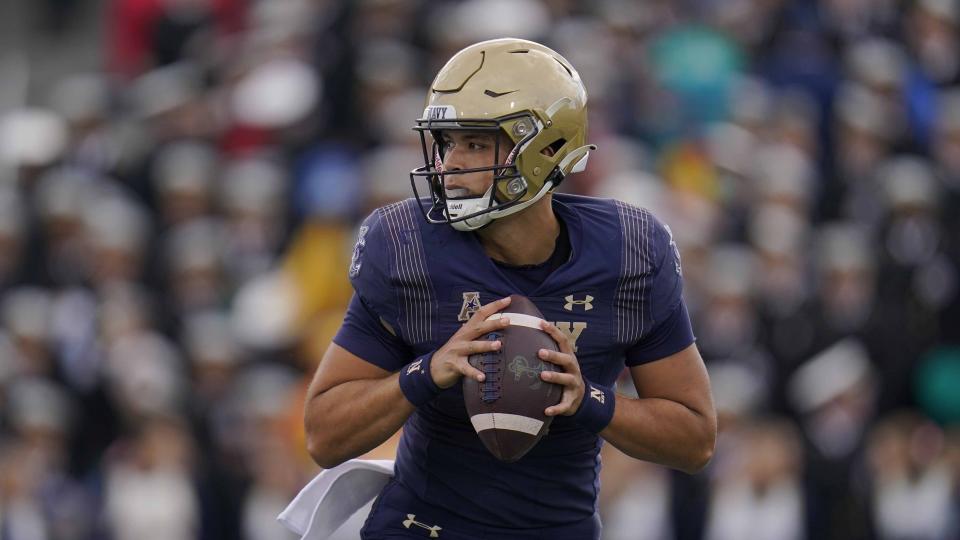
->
[541, 138, 566, 157]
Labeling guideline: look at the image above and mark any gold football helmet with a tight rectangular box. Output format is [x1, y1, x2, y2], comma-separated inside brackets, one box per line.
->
[410, 38, 595, 231]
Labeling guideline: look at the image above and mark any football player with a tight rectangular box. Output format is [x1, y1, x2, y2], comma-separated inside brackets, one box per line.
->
[304, 38, 717, 539]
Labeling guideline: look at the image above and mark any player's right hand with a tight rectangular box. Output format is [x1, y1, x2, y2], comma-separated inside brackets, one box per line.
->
[430, 296, 512, 389]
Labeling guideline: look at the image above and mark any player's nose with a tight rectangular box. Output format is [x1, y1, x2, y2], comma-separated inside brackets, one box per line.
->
[442, 148, 464, 172]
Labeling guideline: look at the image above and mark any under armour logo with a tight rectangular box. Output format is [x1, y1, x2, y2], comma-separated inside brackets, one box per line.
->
[402, 514, 442, 537]
[589, 386, 605, 404]
[564, 295, 593, 311]
[407, 360, 423, 375]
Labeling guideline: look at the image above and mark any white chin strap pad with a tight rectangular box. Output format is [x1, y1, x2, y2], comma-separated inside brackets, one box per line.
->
[452, 212, 493, 232]
[447, 186, 494, 232]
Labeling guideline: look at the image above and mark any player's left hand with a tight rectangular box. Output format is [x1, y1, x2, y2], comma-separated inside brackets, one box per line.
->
[537, 321, 585, 417]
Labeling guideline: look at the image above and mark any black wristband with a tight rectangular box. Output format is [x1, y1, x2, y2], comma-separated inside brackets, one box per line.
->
[398, 353, 441, 407]
[572, 380, 615, 434]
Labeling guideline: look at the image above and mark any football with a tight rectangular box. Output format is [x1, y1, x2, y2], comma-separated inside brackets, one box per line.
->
[463, 294, 563, 462]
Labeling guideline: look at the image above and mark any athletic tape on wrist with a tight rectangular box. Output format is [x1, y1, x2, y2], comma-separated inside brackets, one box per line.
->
[398, 353, 441, 407]
[573, 380, 615, 434]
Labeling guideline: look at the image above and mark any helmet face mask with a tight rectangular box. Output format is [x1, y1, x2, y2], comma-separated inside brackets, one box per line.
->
[409, 38, 595, 231]
[411, 113, 542, 231]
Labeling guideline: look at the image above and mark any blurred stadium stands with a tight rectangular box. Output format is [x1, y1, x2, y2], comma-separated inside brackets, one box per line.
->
[0, 0, 958, 539]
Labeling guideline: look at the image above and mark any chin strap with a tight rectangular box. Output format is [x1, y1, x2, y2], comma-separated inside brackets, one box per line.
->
[447, 184, 496, 232]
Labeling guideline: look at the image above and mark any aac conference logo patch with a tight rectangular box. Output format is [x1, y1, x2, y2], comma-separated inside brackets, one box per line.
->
[458, 291, 481, 321]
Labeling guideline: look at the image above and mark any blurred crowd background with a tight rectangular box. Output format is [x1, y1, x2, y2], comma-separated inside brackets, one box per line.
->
[0, 0, 959, 539]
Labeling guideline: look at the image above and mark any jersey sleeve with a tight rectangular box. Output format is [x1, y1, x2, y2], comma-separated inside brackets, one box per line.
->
[625, 216, 696, 366]
[332, 209, 413, 371]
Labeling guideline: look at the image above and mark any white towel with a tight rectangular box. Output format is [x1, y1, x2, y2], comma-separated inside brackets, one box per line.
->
[277, 459, 395, 540]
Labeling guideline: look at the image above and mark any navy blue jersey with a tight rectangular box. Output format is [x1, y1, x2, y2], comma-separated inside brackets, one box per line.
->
[334, 193, 694, 532]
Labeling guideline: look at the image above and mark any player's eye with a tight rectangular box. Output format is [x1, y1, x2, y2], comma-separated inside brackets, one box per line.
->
[468, 142, 487, 151]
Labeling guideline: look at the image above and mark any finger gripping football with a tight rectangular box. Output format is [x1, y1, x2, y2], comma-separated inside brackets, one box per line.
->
[463, 294, 562, 462]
